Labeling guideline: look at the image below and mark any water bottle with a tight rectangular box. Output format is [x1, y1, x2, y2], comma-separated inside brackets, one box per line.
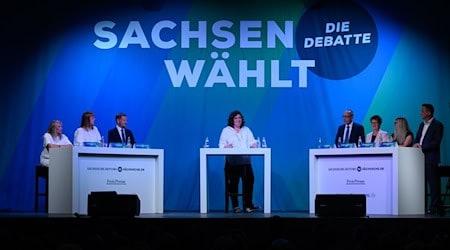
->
[357, 136, 362, 148]
[261, 137, 267, 148]
[337, 137, 342, 148]
[100, 136, 105, 147]
[256, 137, 261, 148]
[126, 137, 132, 148]
[203, 137, 210, 148]
[318, 137, 322, 148]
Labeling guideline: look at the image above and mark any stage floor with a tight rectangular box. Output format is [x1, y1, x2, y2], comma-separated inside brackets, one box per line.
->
[1, 210, 449, 250]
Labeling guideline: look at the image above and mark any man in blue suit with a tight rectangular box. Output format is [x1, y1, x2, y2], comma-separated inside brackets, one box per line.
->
[413, 103, 444, 216]
[108, 112, 136, 147]
[335, 109, 365, 147]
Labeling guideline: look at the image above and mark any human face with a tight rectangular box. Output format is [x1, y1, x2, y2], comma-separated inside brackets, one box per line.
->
[370, 119, 380, 131]
[117, 116, 128, 128]
[233, 114, 243, 128]
[89, 115, 95, 126]
[55, 122, 63, 134]
[342, 111, 353, 125]
[420, 106, 431, 121]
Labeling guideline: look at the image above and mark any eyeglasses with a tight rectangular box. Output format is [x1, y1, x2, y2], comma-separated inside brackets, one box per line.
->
[342, 115, 351, 118]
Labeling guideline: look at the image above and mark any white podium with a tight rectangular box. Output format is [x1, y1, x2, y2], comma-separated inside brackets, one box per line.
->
[200, 148, 271, 213]
[48, 147, 164, 214]
[309, 147, 424, 215]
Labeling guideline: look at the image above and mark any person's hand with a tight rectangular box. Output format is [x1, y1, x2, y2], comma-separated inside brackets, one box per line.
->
[224, 144, 233, 148]
[413, 143, 421, 148]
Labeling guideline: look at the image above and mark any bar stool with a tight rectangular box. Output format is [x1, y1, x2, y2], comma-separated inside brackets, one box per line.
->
[34, 165, 49, 212]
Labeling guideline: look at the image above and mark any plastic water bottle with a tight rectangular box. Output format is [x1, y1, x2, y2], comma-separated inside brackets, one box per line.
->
[337, 137, 342, 148]
[358, 136, 362, 148]
[100, 136, 105, 147]
[256, 137, 261, 148]
[126, 137, 132, 148]
[318, 137, 322, 148]
[261, 137, 267, 148]
[203, 137, 210, 148]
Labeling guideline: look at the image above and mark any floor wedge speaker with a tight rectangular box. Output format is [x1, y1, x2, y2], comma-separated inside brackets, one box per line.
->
[315, 194, 366, 217]
[88, 191, 140, 217]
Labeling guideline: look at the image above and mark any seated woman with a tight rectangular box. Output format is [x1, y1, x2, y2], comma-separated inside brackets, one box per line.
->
[391, 117, 414, 147]
[40, 120, 73, 167]
[365, 115, 390, 145]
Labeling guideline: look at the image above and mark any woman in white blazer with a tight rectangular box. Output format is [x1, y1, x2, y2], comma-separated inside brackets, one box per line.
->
[365, 115, 390, 145]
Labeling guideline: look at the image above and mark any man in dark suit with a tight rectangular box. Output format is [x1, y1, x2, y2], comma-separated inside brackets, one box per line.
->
[108, 112, 136, 147]
[413, 103, 444, 216]
[334, 109, 365, 146]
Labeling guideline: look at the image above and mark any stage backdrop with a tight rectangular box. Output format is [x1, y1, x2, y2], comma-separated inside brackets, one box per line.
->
[1, 0, 449, 212]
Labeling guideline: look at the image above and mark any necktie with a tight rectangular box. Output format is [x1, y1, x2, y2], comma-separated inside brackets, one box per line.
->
[344, 125, 350, 143]
[121, 129, 126, 143]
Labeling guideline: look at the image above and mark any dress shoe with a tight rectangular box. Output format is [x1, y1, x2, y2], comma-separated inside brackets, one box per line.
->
[250, 205, 260, 210]
[233, 207, 241, 213]
[244, 207, 253, 213]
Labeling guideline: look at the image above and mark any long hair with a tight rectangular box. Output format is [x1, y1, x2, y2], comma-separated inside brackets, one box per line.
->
[227, 110, 245, 128]
[394, 117, 411, 145]
[80, 111, 94, 129]
[47, 120, 62, 139]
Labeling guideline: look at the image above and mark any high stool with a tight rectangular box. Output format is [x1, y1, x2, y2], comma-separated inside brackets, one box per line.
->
[224, 162, 245, 213]
[34, 165, 49, 213]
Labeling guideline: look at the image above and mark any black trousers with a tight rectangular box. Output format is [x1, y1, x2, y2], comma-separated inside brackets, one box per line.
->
[426, 162, 442, 210]
[225, 162, 255, 209]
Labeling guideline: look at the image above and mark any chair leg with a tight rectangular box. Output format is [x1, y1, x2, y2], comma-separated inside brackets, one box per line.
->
[34, 166, 39, 212]
[35, 165, 49, 213]
[45, 170, 49, 213]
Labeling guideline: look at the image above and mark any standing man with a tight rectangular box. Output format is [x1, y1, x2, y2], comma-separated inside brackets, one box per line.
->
[108, 112, 136, 146]
[335, 109, 365, 146]
[413, 103, 444, 216]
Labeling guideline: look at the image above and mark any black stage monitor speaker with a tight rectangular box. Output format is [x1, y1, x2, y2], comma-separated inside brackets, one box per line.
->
[88, 191, 140, 217]
[315, 194, 366, 217]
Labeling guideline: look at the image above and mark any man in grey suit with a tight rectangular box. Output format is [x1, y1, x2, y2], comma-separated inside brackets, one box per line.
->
[413, 103, 444, 216]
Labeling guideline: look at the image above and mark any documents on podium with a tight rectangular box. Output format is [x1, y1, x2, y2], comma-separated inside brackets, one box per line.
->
[48, 146, 164, 214]
[309, 147, 424, 215]
[199, 147, 271, 213]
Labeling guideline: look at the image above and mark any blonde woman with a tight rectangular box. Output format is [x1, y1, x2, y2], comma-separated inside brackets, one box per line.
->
[40, 120, 72, 166]
[391, 117, 413, 147]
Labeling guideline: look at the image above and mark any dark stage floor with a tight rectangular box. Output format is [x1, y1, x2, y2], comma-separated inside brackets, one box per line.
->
[1, 210, 450, 250]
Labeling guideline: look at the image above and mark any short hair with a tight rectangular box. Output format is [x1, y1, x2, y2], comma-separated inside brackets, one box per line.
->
[227, 110, 245, 128]
[115, 112, 127, 120]
[370, 115, 382, 125]
[422, 103, 434, 116]
[344, 109, 354, 117]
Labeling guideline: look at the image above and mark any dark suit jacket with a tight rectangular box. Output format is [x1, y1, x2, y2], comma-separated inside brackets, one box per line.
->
[335, 122, 365, 145]
[414, 119, 444, 165]
[108, 127, 136, 145]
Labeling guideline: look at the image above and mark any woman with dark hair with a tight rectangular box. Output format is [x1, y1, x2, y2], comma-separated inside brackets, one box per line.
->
[365, 114, 390, 145]
[40, 120, 72, 166]
[219, 110, 260, 213]
[73, 111, 102, 146]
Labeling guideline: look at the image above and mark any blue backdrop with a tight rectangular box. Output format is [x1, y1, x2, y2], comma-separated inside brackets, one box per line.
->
[1, 0, 449, 212]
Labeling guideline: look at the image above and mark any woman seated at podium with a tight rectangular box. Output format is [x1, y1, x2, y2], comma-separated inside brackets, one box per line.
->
[74, 111, 102, 146]
[40, 120, 72, 167]
[391, 117, 414, 147]
[365, 115, 390, 145]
